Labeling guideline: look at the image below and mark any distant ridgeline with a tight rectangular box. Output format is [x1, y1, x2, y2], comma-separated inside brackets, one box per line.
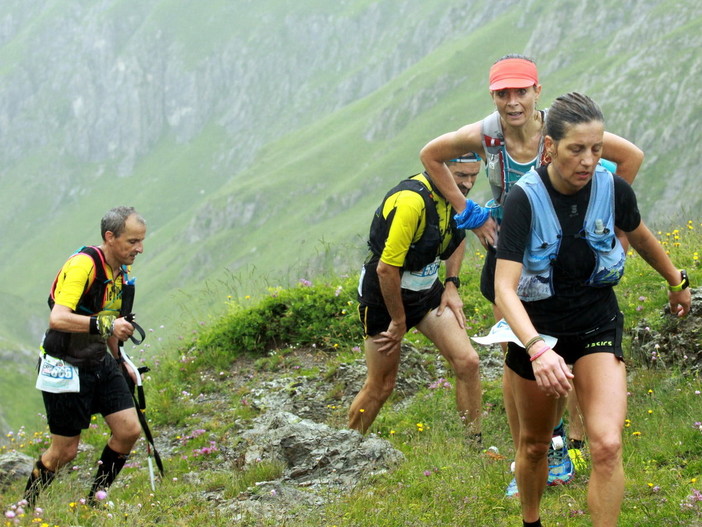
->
[0, 0, 700, 431]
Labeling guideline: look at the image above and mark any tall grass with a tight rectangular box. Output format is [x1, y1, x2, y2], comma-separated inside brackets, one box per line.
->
[2, 222, 701, 526]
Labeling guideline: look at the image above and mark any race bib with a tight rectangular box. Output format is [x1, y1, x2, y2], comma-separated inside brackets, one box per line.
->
[401, 258, 440, 291]
[471, 319, 558, 348]
[35, 353, 80, 393]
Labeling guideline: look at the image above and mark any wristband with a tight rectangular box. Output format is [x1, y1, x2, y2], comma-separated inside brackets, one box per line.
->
[89, 316, 99, 335]
[529, 346, 551, 362]
[523, 335, 544, 353]
[444, 276, 461, 289]
[668, 269, 690, 292]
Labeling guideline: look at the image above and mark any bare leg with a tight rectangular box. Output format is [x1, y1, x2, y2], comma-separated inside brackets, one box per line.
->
[348, 336, 401, 433]
[24, 434, 81, 506]
[500, 297, 565, 448]
[41, 434, 81, 471]
[88, 408, 142, 499]
[417, 306, 481, 434]
[506, 366, 559, 523]
[573, 354, 627, 527]
[566, 381, 586, 443]
[103, 407, 141, 454]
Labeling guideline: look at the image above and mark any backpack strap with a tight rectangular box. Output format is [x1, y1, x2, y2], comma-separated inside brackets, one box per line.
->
[48, 246, 110, 315]
[481, 111, 507, 203]
[367, 175, 444, 272]
[481, 109, 550, 203]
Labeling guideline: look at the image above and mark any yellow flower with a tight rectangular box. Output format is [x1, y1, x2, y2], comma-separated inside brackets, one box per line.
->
[647, 409, 653, 414]
[359, 409, 365, 413]
[632, 431, 641, 436]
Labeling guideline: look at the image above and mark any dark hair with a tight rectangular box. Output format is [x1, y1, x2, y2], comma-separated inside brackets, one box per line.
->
[101, 206, 145, 240]
[545, 92, 604, 141]
[492, 53, 536, 66]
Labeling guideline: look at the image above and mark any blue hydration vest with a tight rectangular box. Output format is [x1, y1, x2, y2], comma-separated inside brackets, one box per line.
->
[515, 166, 626, 302]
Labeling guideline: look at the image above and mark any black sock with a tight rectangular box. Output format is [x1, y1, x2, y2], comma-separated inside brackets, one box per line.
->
[568, 438, 584, 450]
[23, 458, 55, 508]
[523, 519, 542, 527]
[88, 445, 129, 500]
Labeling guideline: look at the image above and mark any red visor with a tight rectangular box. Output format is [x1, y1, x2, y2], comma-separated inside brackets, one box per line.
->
[489, 58, 538, 91]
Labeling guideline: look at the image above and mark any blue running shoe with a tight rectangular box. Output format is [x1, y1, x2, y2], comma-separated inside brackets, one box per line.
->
[547, 433, 574, 485]
[505, 476, 519, 497]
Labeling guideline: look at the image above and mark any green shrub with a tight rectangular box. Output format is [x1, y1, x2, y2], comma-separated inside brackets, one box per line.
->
[196, 277, 362, 361]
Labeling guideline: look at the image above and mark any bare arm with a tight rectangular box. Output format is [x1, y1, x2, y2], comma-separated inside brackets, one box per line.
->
[420, 122, 486, 212]
[626, 221, 691, 317]
[375, 260, 407, 355]
[471, 216, 498, 250]
[437, 239, 467, 328]
[49, 304, 136, 352]
[602, 131, 644, 251]
[49, 303, 92, 333]
[494, 258, 573, 397]
[602, 131, 644, 185]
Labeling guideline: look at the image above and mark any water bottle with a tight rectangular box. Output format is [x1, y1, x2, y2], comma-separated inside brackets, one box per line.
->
[594, 219, 605, 235]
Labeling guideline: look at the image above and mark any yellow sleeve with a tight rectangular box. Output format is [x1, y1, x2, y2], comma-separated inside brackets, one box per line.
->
[379, 190, 426, 267]
[52, 253, 123, 316]
[52, 254, 96, 311]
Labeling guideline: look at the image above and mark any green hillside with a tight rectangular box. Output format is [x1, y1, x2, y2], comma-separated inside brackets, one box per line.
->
[0, 0, 701, 431]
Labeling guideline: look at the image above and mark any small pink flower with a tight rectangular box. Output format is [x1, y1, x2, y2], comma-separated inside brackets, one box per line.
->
[95, 490, 108, 501]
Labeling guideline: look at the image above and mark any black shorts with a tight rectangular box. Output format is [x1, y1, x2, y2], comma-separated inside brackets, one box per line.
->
[480, 248, 497, 304]
[358, 281, 443, 337]
[42, 354, 135, 437]
[505, 312, 624, 381]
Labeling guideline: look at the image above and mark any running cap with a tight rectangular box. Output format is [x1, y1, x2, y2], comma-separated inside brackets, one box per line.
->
[489, 58, 538, 91]
[448, 152, 482, 163]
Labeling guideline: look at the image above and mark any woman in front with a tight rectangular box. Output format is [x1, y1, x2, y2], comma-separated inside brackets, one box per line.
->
[494, 92, 691, 527]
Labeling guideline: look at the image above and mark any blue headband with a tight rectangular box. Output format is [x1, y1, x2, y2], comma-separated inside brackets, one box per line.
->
[449, 153, 482, 163]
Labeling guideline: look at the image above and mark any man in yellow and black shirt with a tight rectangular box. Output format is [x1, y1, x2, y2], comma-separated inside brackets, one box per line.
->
[25, 206, 147, 507]
[349, 154, 494, 441]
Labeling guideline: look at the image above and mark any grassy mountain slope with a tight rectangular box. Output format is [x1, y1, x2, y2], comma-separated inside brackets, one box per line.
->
[0, 0, 700, 431]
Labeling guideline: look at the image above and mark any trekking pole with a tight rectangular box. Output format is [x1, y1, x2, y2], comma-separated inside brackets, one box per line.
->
[118, 278, 164, 489]
[121, 349, 163, 491]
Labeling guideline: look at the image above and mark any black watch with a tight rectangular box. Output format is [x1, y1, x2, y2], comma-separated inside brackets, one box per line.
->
[444, 276, 460, 289]
[669, 269, 690, 292]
